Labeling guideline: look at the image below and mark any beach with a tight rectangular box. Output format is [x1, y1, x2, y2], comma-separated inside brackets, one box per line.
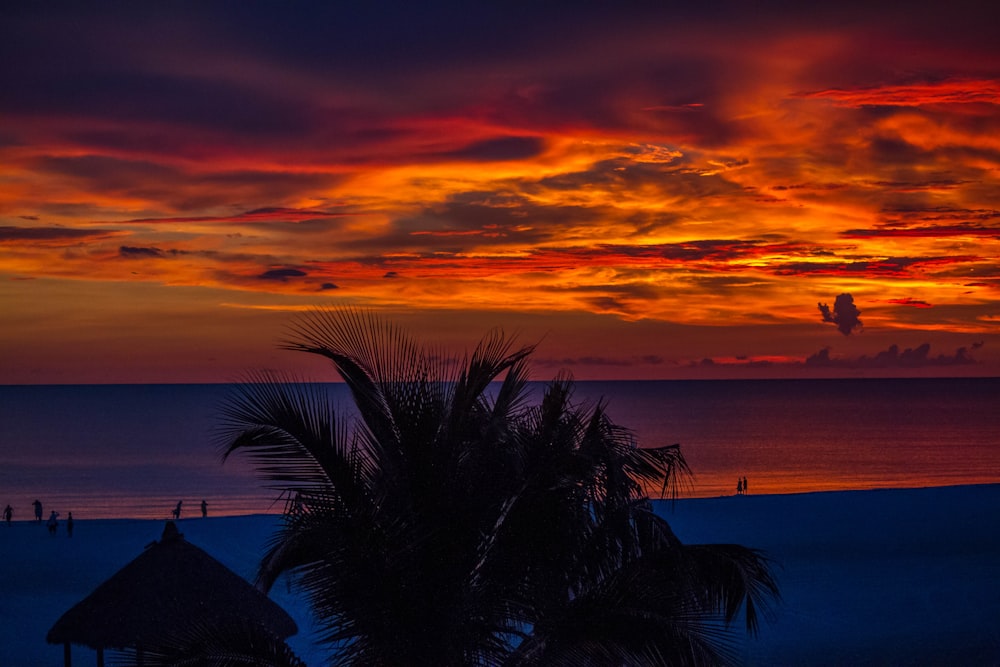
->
[2, 484, 998, 666]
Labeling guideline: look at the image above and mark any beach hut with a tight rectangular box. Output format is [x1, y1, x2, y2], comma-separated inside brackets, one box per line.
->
[46, 521, 297, 666]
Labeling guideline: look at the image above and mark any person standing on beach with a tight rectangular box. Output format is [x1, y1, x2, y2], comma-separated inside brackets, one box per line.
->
[201, 499, 207, 518]
[172, 500, 182, 519]
[3, 504, 12, 526]
[743, 477, 749, 495]
[47, 510, 59, 535]
[66, 512, 74, 537]
[33, 499, 42, 522]
[737, 478, 743, 495]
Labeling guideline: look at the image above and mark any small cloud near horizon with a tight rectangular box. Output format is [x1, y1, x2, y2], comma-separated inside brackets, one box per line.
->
[806, 343, 980, 369]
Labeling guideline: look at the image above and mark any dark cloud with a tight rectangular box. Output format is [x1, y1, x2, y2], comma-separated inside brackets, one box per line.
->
[541, 281, 663, 305]
[583, 296, 636, 316]
[655, 239, 803, 262]
[866, 137, 928, 166]
[124, 207, 350, 226]
[258, 268, 307, 281]
[383, 271, 400, 279]
[319, 282, 339, 290]
[536, 354, 666, 368]
[864, 179, 972, 192]
[778, 256, 972, 278]
[532, 158, 749, 201]
[119, 246, 164, 258]
[806, 343, 979, 368]
[818, 293, 862, 335]
[383, 191, 596, 251]
[442, 136, 546, 162]
[843, 223, 1000, 240]
[0, 226, 112, 242]
[476, 68, 741, 147]
[32, 156, 342, 213]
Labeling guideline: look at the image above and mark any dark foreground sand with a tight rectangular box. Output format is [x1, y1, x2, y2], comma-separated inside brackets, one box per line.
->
[2, 484, 998, 666]
[661, 484, 1000, 666]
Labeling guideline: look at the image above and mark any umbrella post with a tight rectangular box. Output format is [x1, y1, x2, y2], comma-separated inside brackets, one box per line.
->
[62, 642, 71, 666]
[96, 646, 104, 667]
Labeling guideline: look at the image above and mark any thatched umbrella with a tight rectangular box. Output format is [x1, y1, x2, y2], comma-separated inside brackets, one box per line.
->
[47, 521, 297, 666]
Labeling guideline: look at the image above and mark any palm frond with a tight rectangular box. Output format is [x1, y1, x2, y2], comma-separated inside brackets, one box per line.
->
[681, 543, 782, 635]
[215, 373, 372, 509]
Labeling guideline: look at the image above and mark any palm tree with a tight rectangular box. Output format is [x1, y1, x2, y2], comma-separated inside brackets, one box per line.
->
[217, 309, 779, 666]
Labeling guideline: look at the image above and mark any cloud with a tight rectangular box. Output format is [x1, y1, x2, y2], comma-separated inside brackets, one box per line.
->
[818, 293, 862, 336]
[257, 268, 307, 281]
[532, 157, 749, 201]
[885, 298, 932, 308]
[442, 136, 546, 162]
[806, 343, 980, 368]
[842, 224, 1000, 240]
[536, 354, 667, 368]
[31, 156, 343, 214]
[4, 2, 1000, 361]
[797, 79, 1000, 108]
[779, 256, 973, 279]
[387, 191, 601, 250]
[0, 226, 114, 243]
[123, 207, 351, 225]
[119, 246, 164, 258]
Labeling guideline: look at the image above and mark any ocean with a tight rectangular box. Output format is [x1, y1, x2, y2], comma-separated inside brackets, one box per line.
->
[1, 378, 998, 519]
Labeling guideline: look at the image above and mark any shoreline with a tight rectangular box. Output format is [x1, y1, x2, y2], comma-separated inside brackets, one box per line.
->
[7, 481, 999, 522]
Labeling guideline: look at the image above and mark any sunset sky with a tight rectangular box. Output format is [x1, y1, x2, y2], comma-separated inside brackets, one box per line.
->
[2, 1, 999, 383]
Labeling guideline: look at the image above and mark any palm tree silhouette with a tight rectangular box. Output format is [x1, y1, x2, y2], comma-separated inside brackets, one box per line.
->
[218, 309, 779, 666]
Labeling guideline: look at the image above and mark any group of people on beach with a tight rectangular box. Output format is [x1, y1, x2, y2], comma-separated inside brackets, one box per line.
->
[171, 499, 209, 520]
[4, 498, 211, 528]
[2, 500, 74, 536]
[736, 477, 750, 496]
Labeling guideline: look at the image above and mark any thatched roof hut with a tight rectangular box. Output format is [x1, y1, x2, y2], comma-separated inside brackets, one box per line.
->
[47, 521, 296, 666]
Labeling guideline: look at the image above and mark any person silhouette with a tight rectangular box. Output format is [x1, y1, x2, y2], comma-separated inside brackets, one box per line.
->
[3, 504, 12, 526]
[743, 476, 748, 495]
[33, 499, 43, 523]
[737, 478, 743, 496]
[47, 510, 59, 535]
[200, 499, 207, 518]
[172, 500, 182, 520]
[66, 512, 74, 537]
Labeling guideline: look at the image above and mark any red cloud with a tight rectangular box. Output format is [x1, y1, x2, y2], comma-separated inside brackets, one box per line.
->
[885, 298, 933, 308]
[798, 79, 1000, 107]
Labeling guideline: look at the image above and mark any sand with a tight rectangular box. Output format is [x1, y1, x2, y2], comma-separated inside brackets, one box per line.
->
[2, 484, 998, 666]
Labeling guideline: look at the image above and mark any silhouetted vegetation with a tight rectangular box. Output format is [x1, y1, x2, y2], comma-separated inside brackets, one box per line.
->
[216, 309, 779, 666]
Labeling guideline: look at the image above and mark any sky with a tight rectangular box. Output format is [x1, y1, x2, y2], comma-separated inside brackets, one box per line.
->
[2, 1, 999, 383]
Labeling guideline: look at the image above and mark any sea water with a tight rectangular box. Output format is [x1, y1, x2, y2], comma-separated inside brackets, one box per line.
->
[1, 378, 997, 519]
